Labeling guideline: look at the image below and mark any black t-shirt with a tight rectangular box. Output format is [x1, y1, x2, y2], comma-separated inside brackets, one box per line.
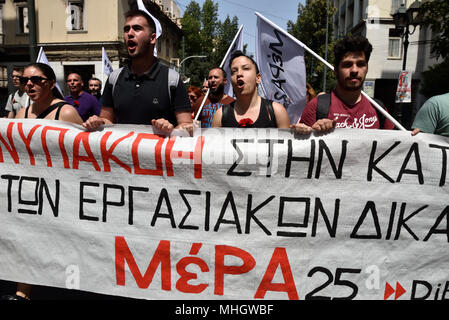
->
[102, 60, 191, 126]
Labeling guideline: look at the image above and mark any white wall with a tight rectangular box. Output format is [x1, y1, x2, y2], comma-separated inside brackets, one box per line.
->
[366, 23, 421, 80]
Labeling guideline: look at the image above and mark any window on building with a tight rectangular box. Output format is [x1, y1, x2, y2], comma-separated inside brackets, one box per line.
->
[388, 38, 402, 58]
[16, 4, 29, 34]
[391, 0, 405, 14]
[67, 0, 85, 31]
[0, 66, 7, 88]
[388, 29, 402, 59]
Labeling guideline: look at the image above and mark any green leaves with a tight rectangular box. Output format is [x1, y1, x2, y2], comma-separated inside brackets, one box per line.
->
[287, 0, 336, 92]
[181, 0, 241, 86]
[420, 0, 449, 60]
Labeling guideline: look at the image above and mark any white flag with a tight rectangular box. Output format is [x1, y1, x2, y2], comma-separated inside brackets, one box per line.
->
[255, 13, 306, 124]
[102, 47, 114, 76]
[37, 47, 64, 97]
[222, 25, 244, 98]
[137, 0, 162, 57]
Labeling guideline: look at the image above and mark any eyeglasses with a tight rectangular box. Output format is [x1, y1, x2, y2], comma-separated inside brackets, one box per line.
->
[19, 76, 49, 85]
[12, 75, 21, 79]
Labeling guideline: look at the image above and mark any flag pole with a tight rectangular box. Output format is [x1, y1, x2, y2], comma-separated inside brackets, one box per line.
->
[194, 25, 244, 122]
[255, 12, 406, 131]
[101, 47, 105, 95]
[36, 47, 43, 62]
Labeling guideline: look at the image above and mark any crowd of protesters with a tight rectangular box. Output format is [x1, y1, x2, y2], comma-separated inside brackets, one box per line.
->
[0, 7, 448, 301]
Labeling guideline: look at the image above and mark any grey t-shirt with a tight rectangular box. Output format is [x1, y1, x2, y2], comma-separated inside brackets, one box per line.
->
[5, 90, 30, 115]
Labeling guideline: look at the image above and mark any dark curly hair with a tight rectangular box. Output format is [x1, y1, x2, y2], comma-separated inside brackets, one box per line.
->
[333, 35, 373, 67]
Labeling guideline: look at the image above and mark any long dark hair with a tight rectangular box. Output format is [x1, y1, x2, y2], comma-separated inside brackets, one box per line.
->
[25, 62, 64, 100]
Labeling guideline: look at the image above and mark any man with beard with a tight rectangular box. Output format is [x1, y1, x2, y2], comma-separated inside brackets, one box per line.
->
[82, 9, 192, 134]
[299, 35, 394, 131]
[194, 67, 235, 128]
[64, 73, 101, 122]
[88, 77, 102, 102]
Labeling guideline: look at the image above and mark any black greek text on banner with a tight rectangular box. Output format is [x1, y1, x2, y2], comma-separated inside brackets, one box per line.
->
[0, 118, 448, 300]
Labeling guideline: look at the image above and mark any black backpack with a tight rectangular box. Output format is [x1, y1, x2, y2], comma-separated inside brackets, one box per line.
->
[316, 93, 386, 128]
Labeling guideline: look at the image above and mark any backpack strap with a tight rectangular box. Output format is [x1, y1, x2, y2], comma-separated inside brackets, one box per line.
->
[316, 93, 387, 128]
[168, 68, 179, 105]
[36, 102, 66, 119]
[109, 67, 124, 96]
[263, 99, 277, 126]
[316, 93, 331, 120]
[221, 102, 233, 126]
[110, 67, 179, 107]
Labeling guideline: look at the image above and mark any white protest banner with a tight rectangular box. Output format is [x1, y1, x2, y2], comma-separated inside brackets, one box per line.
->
[102, 47, 114, 77]
[0, 118, 449, 300]
[256, 13, 306, 125]
[37, 47, 64, 97]
[223, 25, 244, 98]
[396, 70, 412, 103]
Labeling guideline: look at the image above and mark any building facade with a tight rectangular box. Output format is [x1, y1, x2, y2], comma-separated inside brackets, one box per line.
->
[331, 0, 437, 129]
[0, 0, 183, 102]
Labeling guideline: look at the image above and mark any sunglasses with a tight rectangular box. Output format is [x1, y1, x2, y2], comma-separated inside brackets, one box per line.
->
[19, 76, 49, 85]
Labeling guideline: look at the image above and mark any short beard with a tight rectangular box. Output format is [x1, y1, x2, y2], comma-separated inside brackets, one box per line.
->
[210, 83, 224, 97]
[338, 77, 364, 91]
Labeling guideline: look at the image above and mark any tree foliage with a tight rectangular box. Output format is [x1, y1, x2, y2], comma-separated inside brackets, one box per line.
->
[287, 0, 336, 93]
[418, 0, 449, 98]
[420, 0, 449, 60]
[420, 58, 449, 98]
[180, 0, 241, 86]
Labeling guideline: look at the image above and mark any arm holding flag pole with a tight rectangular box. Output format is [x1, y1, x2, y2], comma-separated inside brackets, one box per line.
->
[255, 12, 406, 132]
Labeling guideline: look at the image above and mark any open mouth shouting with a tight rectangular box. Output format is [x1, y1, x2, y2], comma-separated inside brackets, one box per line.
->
[127, 39, 137, 54]
[26, 87, 37, 100]
[236, 79, 245, 90]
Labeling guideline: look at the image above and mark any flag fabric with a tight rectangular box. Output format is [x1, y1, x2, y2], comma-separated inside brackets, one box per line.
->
[36, 47, 64, 97]
[255, 13, 306, 124]
[102, 47, 113, 76]
[222, 25, 244, 98]
[137, 0, 162, 57]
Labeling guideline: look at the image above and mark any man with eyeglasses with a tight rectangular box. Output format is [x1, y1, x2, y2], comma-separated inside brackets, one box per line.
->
[3, 67, 30, 118]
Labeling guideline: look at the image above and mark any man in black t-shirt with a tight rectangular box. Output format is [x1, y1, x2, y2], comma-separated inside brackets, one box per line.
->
[83, 9, 192, 134]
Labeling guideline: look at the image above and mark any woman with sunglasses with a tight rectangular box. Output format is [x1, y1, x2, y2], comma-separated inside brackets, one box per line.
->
[15, 63, 82, 124]
[2, 63, 82, 301]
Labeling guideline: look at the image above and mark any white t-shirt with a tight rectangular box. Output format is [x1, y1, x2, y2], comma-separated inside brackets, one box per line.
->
[5, 90, 30, 115]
